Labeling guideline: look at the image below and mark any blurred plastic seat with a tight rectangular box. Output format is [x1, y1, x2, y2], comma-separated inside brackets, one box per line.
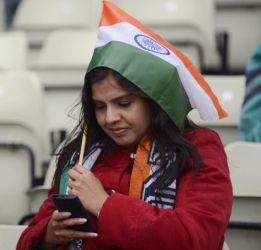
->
[226, 142, 261, 197]
[0, 71, 50, 224]
[0, 225, 27, 249]
[31, 29, 97, 132]
[215, 1, 261, 73]
[12, 0, 94, 66]
[35, 29, 97, 72]
[29, 154, 57, 213]
[12, 0, 93, 47]
[0, 71, 50, 164]
[0, 31, 27, 70]
[24, 143, 65, 223]
[188, 75, 245, 145]
[0, 142, 32, 224]
[225, 141, 261, 250]
[112, 0, 219, 70]
[33, 28, 97, 85]
[42, 88, 81, 135]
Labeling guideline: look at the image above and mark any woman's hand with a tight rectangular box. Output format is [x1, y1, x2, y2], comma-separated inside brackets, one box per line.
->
[68, 164, 109, 216]
[44, 210, 98, 246]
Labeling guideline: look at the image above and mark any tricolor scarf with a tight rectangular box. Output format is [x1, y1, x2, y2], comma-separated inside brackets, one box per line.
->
[87, 0, 227, 131]
[60, 135, 176, 249]
[60, 134, 176, 208]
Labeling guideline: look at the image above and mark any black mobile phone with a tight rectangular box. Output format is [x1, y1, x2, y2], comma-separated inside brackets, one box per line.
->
[52, 194, 96, 232]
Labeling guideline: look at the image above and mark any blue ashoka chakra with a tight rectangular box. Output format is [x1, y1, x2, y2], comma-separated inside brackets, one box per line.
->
[134, 34, 170, 55]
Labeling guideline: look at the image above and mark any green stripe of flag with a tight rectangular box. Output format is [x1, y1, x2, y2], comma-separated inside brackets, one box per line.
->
[87, 41, 191, 130]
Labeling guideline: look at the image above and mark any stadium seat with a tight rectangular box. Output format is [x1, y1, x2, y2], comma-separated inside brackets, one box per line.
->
[225, 141, 261, 250]
[0, 225, 27, 250]
[35, 29, 97, 73]
[0, 71, 50, 164]
[0, 142, 32, 224]
[188, 75, 245, 145]
[215, 0, 261, 73]
[0, 71, 50, 224]
[225, 141, 261, 198]
[31, 29, 97, 132]
[112, 0, 220, 70]
[25, 141, 67, 223]
[29, 153, 57, 213]
[12, 0, 93, 47]
[0, 31, 27, 70]
[43, 88, 81, 134]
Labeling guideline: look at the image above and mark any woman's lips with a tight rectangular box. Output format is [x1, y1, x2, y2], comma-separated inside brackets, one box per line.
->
[110, 128, 128, 136]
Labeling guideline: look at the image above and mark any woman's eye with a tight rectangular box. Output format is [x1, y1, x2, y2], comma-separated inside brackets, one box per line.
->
[118, 100, 131, 107]
[94, 102, 105, 110]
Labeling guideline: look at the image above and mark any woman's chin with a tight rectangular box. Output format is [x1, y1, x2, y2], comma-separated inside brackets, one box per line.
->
[112, 136, 136, 147]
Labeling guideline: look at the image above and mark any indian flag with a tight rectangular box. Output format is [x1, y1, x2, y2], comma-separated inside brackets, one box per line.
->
[87, 0, 227, 130]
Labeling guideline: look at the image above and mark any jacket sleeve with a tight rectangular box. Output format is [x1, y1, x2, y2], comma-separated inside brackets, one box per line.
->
[97, 129, 233, 250]
[16, 187, 57, 250]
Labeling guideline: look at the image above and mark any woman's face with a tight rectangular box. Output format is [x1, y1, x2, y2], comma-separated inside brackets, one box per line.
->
[91, 75, 151, 147]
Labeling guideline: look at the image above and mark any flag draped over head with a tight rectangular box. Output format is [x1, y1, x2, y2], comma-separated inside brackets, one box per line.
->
[87, 0, 227, 130]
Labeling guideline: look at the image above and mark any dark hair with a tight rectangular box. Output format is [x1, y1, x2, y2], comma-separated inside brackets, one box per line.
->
[53, 67, 201, 196]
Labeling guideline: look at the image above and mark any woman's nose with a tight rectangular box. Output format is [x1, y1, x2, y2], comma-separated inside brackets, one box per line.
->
[105, 107, 120, 124]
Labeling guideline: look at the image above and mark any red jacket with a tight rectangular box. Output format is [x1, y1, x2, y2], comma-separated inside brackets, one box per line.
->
[17, 128, 233, 250]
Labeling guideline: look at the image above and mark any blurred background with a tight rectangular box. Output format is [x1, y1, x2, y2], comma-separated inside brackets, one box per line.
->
[0, 0, 260, 249]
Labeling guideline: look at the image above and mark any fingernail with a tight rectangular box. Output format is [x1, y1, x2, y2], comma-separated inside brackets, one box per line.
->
[90, 233, 98, 237]
[64, 212, 71, 216]
[79, 218, 87, 223]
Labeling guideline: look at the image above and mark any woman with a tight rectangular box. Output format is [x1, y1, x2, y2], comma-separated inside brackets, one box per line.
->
[17, 67, 232, 250]
[17, 2, 232, 249]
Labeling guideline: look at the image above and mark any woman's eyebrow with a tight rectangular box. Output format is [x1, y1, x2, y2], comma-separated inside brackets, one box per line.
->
[92, 94, 133, 102]
[112, 94, 133, 102]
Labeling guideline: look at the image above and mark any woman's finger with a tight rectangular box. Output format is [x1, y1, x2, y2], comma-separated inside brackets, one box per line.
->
[59, 218, 87, 228]
[52, 210, 71, 221]
[68, 179, 73, 189]
[55, 229, 98, 239]
[74, 164, 87, 174]
[68, 168, 82, 180]
[53, 232, 74, 244]
[67, 186, 78, 196]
